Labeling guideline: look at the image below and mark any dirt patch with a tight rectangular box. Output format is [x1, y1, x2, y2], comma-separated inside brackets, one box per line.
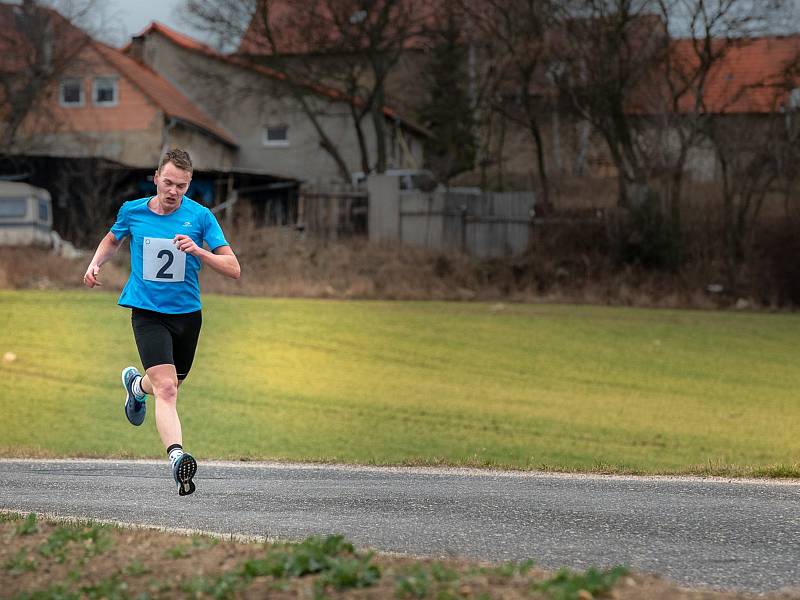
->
[1, 514, 796, 599]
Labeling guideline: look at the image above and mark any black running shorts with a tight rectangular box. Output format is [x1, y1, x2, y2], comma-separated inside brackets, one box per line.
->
[130, 308, 202, 380]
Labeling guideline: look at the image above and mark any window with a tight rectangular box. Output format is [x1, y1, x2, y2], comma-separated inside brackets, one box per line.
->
[0, 198, 28, 219]
[263, 125, 289, 147]
[38, 200, 49, 222]
[93, 77, 118, 106]
[59, 78, 83, 106]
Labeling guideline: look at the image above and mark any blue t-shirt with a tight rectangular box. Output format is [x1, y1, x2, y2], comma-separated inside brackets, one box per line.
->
[110, 196, 229, 314]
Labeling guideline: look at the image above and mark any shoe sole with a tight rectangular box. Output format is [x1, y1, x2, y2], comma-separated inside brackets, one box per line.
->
[121, 367, 145, 427]
[175, 455, 197, 496]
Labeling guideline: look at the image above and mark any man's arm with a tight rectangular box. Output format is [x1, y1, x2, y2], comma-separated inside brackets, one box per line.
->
[83, 232, 124, 288]
[173, 235, 241, 279]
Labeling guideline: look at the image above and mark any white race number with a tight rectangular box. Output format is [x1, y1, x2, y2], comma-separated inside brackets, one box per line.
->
[142, 237, 186, 282]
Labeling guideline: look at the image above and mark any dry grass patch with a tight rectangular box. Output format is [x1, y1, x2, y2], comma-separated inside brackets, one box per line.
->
[0, 227, 757, 310]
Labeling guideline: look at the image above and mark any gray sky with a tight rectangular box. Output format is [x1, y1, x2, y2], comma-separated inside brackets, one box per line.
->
[96, 0, 208, 47]
[96, 0, 800, 45]
[40, 0, 800, 48]
[31, 0, 216, 48]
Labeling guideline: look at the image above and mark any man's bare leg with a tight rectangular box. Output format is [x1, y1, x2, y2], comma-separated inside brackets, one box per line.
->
[143, 364, 182, 448]
[144, 364, 196, 495]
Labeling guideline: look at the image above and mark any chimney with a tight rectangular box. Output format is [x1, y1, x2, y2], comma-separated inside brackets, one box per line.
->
[129, 35, 146, 63]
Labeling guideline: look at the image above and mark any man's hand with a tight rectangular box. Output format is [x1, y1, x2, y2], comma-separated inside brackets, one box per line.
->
[83, 264, 101, 287]
[174, 234, 202, 256]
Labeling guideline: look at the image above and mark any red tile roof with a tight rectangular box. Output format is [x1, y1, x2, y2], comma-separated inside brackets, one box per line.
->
[625, 35, 800, 115]
[0, 4, 237, 147]
[125, 21, 219, 55]
[668, 36, 800, 114]
[238, 0, 437, 55]
[92, 42, 238, 146]
[236, 3, 800, 117]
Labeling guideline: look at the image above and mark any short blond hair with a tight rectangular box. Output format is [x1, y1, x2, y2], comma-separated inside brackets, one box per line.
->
[158, 148, 193, 173]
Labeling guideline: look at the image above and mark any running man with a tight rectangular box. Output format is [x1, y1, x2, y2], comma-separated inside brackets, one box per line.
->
[83, 148, 240, 495]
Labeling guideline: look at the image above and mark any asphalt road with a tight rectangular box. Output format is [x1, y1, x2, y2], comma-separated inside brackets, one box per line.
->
[0, 459, 798, 594]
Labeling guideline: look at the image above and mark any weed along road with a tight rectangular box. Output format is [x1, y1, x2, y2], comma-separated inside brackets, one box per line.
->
[1, 459, 798, 594]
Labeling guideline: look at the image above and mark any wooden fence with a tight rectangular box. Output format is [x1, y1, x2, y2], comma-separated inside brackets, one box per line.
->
[299, 184, 368, 241]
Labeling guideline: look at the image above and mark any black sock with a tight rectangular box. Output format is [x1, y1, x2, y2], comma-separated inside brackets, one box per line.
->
[167, 444, 183, 465]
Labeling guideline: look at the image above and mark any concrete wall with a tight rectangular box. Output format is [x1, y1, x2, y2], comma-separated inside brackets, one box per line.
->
[367, 175, 400, 243]
[398, 191, 445, 249]
[33, 128, 164, 168]
[168, 126, 235, 172]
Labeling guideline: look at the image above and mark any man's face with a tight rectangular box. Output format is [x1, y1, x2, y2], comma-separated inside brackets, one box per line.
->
[155, 162, 192, 210]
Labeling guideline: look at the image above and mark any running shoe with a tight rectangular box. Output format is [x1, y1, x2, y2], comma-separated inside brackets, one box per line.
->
[121, 366, 146, 426]
[172, 453, 197, 496]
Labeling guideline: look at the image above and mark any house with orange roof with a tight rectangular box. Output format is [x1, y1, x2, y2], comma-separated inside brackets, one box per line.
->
[0, 3, 237, 171]
[124, 21, 429, 186]
[660, 36, 800, 116]
[237, 1, 800, 193]
[619, 33, 800, 184]
[497, 16, 800, 189]
[0, 2, 303, 239]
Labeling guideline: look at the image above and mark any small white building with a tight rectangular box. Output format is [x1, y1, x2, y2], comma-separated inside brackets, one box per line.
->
[0, 181, 53, 245]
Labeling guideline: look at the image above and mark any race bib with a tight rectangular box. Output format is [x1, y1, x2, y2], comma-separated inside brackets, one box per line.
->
[142, 237, 186, 282]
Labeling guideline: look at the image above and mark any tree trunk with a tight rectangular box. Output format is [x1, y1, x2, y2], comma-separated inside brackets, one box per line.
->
[297, 95, 351, 183]
[669, 166, 684, 253]
[527, 113, 551, 213]
[371, 85, 388, 174]
[351, 103, 371, 175]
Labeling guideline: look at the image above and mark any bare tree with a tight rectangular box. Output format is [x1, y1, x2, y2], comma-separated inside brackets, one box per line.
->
[649, 0, 793, 274]
[53, 157, 134, 246]
[706, 41, 800, 275]
[551, 0, 780, 269]
[180, 1, 354, 181]
[647, 0, 776, 244]
[772, 63, 800, 223]
[552, 0, 668, 210]
[417, 0, 477, 184]
[465, 0, 557, 209]
[184, 0, 430, 179]
[0, 0, 95, 156]
[712, 118, 776, 267]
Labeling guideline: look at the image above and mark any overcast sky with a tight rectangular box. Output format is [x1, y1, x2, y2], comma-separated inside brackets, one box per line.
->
[95, 0, 209, 47]
[30, 0, 218, 48]
[37, 0, 800, 48]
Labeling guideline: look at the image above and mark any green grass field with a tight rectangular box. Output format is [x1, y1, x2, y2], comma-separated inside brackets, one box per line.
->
[1, 289, 798, 476]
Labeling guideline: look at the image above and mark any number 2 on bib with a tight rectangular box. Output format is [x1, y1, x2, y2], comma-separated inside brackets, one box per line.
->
[143, 237, 187, 282]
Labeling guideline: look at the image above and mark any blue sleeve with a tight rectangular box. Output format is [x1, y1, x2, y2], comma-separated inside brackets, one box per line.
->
[203, 208, 229, 251]
[109, 202, 130, 241]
